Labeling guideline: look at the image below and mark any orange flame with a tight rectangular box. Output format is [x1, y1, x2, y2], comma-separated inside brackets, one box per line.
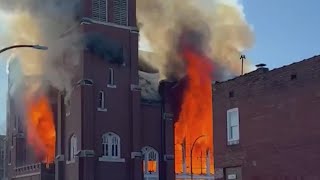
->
[25, 95, 56, 164]
[175, 48, 214, 174]
[147, 161, 157, 173]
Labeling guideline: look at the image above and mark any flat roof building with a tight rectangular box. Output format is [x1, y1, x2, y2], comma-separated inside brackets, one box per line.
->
[213, 55, 320, 179]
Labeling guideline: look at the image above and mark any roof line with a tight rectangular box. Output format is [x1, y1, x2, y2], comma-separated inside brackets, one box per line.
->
[215, 54, 320, 85]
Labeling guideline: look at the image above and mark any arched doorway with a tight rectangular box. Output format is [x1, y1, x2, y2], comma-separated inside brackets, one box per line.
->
[142, 146, 159, 180]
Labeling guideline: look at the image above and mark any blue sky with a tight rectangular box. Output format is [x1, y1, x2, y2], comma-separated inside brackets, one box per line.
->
[243, 0, 320, 69]
[0, 0, 319, 134]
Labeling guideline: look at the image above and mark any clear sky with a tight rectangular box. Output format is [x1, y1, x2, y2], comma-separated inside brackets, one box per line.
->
[243, 0, 320, 69]
[0, 0, 319, 134]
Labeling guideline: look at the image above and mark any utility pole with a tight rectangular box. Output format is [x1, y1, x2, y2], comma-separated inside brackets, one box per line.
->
[240, 54, 246, 75]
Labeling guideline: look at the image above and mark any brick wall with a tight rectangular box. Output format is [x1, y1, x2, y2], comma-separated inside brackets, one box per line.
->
[213, 55, 320, 178]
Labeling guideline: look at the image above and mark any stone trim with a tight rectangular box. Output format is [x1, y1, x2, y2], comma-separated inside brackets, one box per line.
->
[66, 160, 75, 164]
[97, 108, 108, 112]
[99, 156, 125, 163]
[131, 152, 142, 159]
[130, 84, 141, 91]
[107, 84, 117, 88]
[163, 113, 174, 121]
[164, 154, 174, 161]
[227, 140, 239, 146]
[13, 172, 40, 179]
[80, 17, 138, 31]
[55, 154, 65, 161]
[77, 150, 95, 157]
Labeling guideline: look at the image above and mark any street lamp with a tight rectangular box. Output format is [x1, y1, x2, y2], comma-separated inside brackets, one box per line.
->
[190, 135, 206, 180]
[0, 44, 48, 54]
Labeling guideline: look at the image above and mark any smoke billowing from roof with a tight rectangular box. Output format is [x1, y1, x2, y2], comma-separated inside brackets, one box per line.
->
[0, 0, 82, 100]
[137, 0, 254, 81]
[0, 0, 255, 101]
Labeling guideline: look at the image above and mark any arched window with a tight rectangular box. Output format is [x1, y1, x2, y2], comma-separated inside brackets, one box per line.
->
[98, 91, 105, 109]
[101, 132, 120, 159]
[92, 0, 108, 22]
[113, 0, 128, 26]
[69, 134, 77, 162]
[76, 79, 94, 86]
[142, 146, 159, 179]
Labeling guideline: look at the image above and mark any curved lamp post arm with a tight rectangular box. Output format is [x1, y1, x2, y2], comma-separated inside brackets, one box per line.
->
[0, 45, 48, 54]
[190, 135, 206, 180]
[191, 135, 206, 152]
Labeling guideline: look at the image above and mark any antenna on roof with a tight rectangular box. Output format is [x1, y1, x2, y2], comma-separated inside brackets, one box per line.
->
[240, 54, 246, 75]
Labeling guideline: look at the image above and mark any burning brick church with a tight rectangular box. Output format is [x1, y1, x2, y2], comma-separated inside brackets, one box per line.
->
[5, 0, 214, 180]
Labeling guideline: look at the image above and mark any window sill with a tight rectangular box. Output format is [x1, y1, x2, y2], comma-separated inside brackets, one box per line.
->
[66, 160, 76, 164]
[55, 154, 65, 161]
[99, 156, 125, 163]
[97, 108, 107, 112]
[107, 84, 117, 88]
[227, 140, 239, 146]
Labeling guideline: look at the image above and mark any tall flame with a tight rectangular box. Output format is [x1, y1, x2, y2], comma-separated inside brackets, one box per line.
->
[175, 48, 214, 174]
[25, 95, 56, 163]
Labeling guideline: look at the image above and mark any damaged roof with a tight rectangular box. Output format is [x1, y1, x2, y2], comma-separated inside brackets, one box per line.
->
[139, 71, 161, 102]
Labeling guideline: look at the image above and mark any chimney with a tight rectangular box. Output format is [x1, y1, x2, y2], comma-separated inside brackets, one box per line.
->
[255, 63, 269, 73]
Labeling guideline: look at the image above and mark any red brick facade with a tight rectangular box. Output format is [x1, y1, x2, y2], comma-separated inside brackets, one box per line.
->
[6, 0, 176, 180]
[213, 55, 320, 179]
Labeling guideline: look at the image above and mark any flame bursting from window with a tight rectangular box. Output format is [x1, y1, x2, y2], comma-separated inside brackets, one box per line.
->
[25, 95, 56, 164]
[175, 48, 214, 174]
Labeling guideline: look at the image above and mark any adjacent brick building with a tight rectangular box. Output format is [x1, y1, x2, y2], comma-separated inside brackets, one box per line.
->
[213, 55, 320, 179]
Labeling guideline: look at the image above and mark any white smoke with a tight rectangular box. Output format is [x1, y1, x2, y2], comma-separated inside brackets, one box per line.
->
[0, 0, 82, 101]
